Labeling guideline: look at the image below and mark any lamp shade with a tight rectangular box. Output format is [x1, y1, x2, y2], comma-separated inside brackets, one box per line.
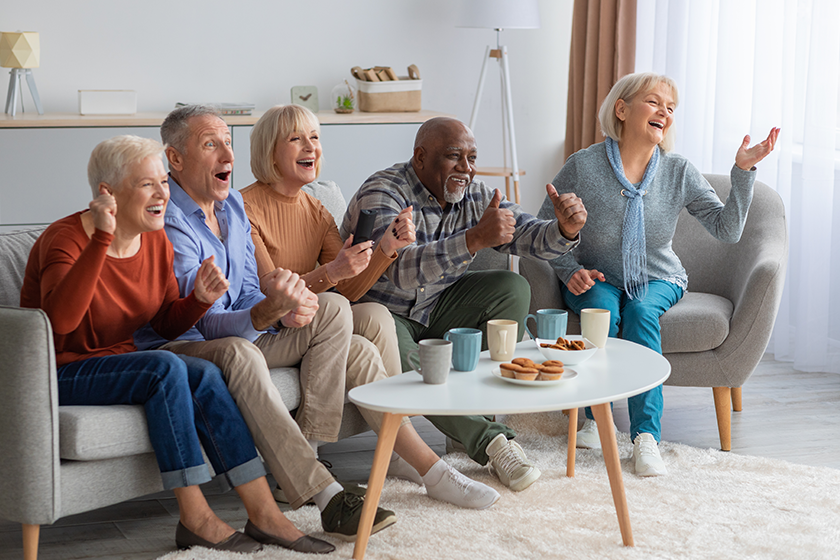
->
[0, 32, 40, 69]
[456, 0, 540, 30]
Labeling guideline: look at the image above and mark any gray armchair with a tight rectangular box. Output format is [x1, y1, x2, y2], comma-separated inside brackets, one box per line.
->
[520, 175, 788, 451]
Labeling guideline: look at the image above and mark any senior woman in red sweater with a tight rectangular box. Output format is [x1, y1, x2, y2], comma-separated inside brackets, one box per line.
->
[241, 105, 500, 510]
[20, 135, 333, 554]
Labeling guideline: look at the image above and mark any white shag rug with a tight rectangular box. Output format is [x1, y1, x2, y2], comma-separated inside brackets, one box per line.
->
[157, 412, 840, 560]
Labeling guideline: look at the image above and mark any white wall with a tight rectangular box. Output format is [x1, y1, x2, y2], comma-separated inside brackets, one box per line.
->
[3, 0, 573, 213]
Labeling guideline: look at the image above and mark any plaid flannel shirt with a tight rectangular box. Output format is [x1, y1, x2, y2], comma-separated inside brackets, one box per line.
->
[339, 161, 578, 326]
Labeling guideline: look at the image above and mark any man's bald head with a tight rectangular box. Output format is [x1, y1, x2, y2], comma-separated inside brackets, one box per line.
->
[411, 117, 478, 206]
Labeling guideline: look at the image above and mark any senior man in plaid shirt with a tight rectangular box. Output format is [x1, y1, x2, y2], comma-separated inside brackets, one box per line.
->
[340, 117, 586, 492]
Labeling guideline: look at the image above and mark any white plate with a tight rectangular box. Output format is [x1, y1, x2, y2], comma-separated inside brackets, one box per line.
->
[535, 335, 598, 365]
[492, 367, 578, 386]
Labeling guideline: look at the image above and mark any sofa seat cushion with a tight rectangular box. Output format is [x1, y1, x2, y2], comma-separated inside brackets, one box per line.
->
[659, 292, 733, 353]
[60, 405, 153, 460]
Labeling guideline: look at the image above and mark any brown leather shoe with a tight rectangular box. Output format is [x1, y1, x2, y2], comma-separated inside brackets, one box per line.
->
[244, 520, 335, 554]
[175, 522, 263, 552]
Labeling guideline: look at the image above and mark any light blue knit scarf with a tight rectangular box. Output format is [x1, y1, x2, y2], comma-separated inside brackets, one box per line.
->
[604, 137, 660, 301]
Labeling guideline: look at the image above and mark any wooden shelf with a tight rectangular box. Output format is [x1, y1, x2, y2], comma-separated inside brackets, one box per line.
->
[474, 166, 526, 177]
[0, 109, 453, 128]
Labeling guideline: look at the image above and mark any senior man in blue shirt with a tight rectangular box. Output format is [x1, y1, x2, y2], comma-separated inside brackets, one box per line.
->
[134, 105, 397, 545]
[341, 117, 587, 493]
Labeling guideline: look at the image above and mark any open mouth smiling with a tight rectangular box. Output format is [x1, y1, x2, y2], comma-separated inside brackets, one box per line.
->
[215, 171, 231, 182]
[146, 204, 164, 215]
[649, 121, 665, 130]
[297, 159, 315, 169]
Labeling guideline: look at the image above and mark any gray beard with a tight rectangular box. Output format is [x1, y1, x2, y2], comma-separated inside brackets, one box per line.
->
[444, 185, 466, 204]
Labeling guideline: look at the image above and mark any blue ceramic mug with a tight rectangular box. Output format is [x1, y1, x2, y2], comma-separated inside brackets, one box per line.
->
[443, 327, 482, 371]
[525, 309, 568, 341]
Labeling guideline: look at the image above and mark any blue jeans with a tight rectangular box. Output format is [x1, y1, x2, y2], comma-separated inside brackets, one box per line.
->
[561, 280, 683, 442]
[57, 350, 265, 491]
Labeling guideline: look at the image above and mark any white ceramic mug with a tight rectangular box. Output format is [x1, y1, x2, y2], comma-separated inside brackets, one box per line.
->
[487, 319, 518, 361]
[580, 308, 611, 348]
[406, 339, 453, 384]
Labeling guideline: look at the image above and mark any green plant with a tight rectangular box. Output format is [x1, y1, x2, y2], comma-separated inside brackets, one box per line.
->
[337, 95, 354, 110]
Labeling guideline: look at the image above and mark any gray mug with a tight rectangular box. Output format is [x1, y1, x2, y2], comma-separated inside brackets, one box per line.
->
[406, 339, 452, 384]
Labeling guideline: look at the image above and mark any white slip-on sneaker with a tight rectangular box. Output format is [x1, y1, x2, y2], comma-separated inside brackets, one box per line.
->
[575, 418, 602, 449]
[387, 453, 424, 485]
[485, 433, 541, 492]
[424, 461, 500, 510]
[633, 433, 668, 477]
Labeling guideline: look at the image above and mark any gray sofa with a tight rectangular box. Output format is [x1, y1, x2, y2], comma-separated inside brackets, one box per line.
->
[520, 174, 789, 451]
[0, 181, 371, 559]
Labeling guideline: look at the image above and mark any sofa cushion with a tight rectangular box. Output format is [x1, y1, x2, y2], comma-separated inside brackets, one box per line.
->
[60, 405, 154, 460]
[659, 292, 733, 353]
[0, 226, 46, 306]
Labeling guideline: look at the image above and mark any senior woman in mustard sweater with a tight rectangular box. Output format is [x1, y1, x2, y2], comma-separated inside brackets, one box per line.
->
[240, 104, 499, 510]
[538, 72, 778, 477]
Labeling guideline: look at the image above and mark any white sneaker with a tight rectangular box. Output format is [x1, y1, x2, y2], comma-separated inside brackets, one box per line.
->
[575, 419, 602, 449]
[633, 433, 667, 477]
[424, 461, 500, 510]
[387, 454, 424, 485]
[485, 434, 540, 491]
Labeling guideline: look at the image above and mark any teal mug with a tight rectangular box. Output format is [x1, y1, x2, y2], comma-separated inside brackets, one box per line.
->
[443, 327, 482, 371]
[525, 309, 568, 341]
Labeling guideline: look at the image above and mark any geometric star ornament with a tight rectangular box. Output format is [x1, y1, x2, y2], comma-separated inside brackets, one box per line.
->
[0, 32, 40, 68]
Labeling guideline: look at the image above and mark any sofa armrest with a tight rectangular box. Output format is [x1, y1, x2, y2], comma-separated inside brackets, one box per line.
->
[0, 306, 61, 525]
[519, 258, 567, 315]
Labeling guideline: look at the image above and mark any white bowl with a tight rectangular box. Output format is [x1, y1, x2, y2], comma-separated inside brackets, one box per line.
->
[535, 335, 598, 365]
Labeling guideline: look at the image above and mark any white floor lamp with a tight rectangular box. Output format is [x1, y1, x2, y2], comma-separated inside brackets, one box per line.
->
[457, 0, 540, 204]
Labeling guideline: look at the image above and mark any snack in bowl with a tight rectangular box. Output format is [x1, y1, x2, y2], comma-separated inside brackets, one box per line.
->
[535, 335, 598, 365]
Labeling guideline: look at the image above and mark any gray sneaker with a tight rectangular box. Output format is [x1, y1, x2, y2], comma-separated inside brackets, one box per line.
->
[321, 488, 397, 542]
[486, 433, 540, 491]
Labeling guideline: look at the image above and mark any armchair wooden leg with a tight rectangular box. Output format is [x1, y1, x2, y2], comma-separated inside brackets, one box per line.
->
[712, 387, 732, 451]
[731, 387, 743, 412]
[23, 524, 39, 560]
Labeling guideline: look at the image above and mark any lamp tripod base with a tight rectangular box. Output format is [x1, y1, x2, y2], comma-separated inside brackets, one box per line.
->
[5, 68, 44, 116]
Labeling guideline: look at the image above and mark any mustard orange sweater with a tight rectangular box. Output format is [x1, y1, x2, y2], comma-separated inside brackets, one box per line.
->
[241, 182, 395, 301]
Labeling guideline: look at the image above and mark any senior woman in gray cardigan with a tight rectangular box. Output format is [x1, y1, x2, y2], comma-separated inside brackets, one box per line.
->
[538, 72, 778, 477]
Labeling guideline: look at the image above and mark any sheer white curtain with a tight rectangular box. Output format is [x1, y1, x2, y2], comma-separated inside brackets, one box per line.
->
[635, 0, 840, 373]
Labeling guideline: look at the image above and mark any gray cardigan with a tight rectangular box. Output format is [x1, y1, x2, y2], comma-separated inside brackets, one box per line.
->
[537, 142, 757, 291]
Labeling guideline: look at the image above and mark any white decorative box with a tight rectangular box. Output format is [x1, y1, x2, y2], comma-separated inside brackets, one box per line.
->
[78, 90, 137, 115]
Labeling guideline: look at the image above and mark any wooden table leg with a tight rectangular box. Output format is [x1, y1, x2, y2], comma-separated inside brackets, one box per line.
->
[566, 408, 578, 477]
[22, 524, 39, 560]
[352, 412, 403, 560]
[591, 403, 634, 547]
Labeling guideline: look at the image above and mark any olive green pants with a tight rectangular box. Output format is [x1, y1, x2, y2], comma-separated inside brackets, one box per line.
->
[392, 270, 531, 465]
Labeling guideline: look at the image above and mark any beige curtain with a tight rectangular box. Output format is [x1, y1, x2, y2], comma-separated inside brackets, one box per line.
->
[564, 0, 637, 161]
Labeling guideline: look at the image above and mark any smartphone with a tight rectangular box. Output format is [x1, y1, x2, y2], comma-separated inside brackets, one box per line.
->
[353, 209, 377, 245]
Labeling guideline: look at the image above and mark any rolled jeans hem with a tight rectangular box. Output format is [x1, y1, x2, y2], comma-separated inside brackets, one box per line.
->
[216, 457, 267, 492]
[161, 464, 212, 490]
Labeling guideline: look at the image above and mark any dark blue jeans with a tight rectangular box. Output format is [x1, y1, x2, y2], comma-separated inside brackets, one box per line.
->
[562, 280, 684, 442]
[57, 350, 265, 491]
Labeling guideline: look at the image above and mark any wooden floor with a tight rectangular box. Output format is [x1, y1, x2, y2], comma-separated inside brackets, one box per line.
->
[2, 354, 838, 560]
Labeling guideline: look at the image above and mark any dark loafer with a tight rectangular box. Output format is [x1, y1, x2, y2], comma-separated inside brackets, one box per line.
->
[175, 521, 263, 552]
[244, 520, 335, 554]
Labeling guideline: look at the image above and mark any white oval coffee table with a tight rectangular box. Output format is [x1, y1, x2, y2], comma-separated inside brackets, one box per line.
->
[349, 338, 671, 559]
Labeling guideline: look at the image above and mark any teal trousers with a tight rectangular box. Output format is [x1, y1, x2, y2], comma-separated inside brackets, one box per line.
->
[392, 270, 530, 465]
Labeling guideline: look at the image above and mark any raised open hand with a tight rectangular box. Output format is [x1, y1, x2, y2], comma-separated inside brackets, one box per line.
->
[193, 255, 230, 304]
[546, 184, 586, 240]
[379, 206, 416, 256]
[735, 127, 780, 171]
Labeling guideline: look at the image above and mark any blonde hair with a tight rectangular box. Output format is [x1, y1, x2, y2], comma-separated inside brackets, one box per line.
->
[598, 72, 679, 153]
[87, 135, 164, 198]
[250, 104, 322, 184]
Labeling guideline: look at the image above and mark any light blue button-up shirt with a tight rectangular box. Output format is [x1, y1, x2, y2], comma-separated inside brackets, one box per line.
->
[134, 176, 267, 349]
